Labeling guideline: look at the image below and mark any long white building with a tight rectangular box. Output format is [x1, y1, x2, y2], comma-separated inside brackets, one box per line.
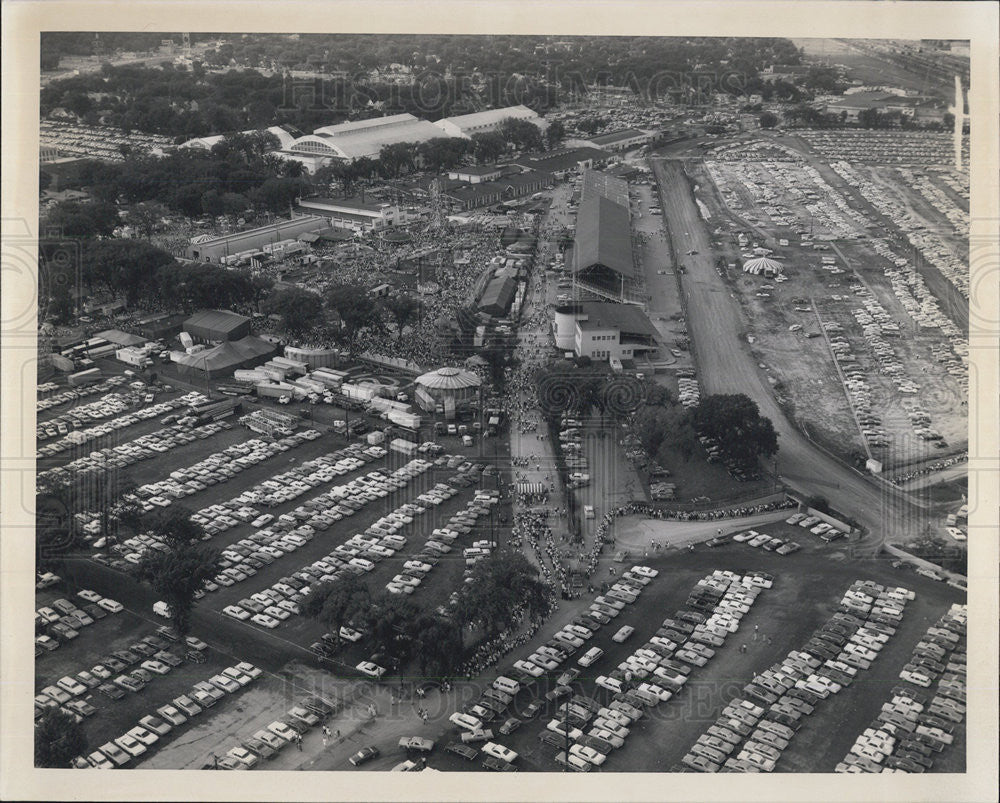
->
[433, 105, 543, 138]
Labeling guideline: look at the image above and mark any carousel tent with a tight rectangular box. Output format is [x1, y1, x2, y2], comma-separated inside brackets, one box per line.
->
[742, 256, 784, 276]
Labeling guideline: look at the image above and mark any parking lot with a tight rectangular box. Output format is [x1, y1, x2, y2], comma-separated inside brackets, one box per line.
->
[689, 133, 968, 471]
[403, 530, 965, 772]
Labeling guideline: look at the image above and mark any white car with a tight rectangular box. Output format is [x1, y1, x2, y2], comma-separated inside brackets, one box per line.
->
[114, 733, 147, 757]
[513, 659, 545, 677]
[481, 741, 518, 763]
[630, 565, 659, 578]
[56, 676, 88, 697]
[570, 743, 607, 766]
[449, 712, 483, 732]
[77, 589, 103, 603]
[546, 720, 583, 741]
[251, 613, 280, 629]
[356, 661, 386, 679]
[577, 647, 604, 667]
[97, 598, 123, 613]
[612, 626, 635, 643]
[224, 605, 251, 621]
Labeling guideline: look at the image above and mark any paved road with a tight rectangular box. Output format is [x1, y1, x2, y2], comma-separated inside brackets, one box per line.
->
[650, 158, 929, 550]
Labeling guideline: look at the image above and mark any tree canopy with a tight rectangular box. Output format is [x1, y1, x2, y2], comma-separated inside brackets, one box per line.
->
[133, 536, 221, 637]
[454, 549, 551, 637]
[264, 287, 326, 336]
[692, 393, 779, 467]
[35, 706, 88, 768]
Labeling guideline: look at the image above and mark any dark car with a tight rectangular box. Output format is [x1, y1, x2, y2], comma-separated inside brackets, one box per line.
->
[348, 746, 379, 766]
[445, 742, 478, 760]
[522, 700, 544, 719]
[186, 650, 208, 663]
[97, 682, 125, 699]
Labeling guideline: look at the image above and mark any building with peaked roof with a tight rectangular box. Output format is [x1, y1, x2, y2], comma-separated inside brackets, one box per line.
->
[170, 336, 276, 378]
[478, 275, 518, 317]
[433, 105, 543, 138]
[583, 128, 655, 152]
[441, 170, 552, 211]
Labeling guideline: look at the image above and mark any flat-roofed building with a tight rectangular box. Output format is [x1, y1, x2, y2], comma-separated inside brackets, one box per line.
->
[295, 197, 407, 232]
[583, 128, 655, 152]
[186, 216, 328, 264]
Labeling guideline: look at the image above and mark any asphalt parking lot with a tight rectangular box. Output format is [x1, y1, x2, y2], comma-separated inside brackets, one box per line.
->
[414, 537, 965, 772]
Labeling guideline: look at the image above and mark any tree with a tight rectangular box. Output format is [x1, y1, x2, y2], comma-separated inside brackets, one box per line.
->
[264, 287, 325, 336]
[127, 200, 169, 239]
[544, 119, 566, 150]
[382, 293, 420, 343]
[147, 505, 203, 547]
[377, 142, 417, 179]
[692, 393, 779, 467]
[857, 107, 882, 129]
[133, 540, 221, 637]
[499, 117, 543, 152]
[470, 132, 507, 164]
[303, 574, 371, 637]
[46, 200, 120, 238]
[359, 592, 420, 667]
[326, 282, 382, 354]
[759, 111, 778, 129]
[454, 549, 551, 638]
[411, 615, 464, 679]
[35, 707, 87, 768]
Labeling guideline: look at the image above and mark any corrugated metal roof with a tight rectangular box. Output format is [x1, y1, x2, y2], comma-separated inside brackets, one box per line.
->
[478, 276, 518, 315]
[571, 195, 635, 279]
[184, 309, 251, 335]
[436, 105, 538, 131]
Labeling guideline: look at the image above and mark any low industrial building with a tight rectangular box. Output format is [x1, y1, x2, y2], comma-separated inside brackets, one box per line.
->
[432, 105, 544, 138]
[185, 216, 328, 264]
[183, 309, 252, 343]
[295, 197, 411, 233]
[511, 147, 610, 180]
[582, 128, 656, 152]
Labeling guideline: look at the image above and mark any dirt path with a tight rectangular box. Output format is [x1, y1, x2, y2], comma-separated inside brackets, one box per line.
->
[650, 158, 926, 551]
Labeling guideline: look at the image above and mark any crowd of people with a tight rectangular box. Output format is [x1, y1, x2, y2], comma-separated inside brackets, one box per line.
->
[455, 607, 552, 679]
[887, 452, 968, 486]
[579, 497, 798, 576]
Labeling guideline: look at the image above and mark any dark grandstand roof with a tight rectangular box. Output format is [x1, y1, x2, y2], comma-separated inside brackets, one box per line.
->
[571, 195, 635, 279]
[575, 302, 659, 338]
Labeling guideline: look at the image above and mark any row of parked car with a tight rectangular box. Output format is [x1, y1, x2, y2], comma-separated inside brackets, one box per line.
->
[547, 568, 764, 772]
[786, 511, 850, 540]
[212, 694, 335, 770]
[36, 376, 127, 413]
[682, 577, 910, 772]
[829, 156, 969, 300]
[386, 487, 499, 596]
[130, 430, 323, 515]
[37, 389, 204, 457]
[72, 660, 262, 769]
[220, 457, 440, 629]
[35, 588, 123, 656]
[837, 602, 966, 773]
[439, 566, 659, 771]
[43, 420, 230, 495]
[35, 611, 207, 726]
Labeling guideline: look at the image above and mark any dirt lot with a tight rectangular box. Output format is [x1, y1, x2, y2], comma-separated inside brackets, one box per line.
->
[688, 144, 968, 471]
[396, 528, 966, 772]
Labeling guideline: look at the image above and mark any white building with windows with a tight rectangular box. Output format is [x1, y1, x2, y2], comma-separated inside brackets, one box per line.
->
[433, 105, 544, 138]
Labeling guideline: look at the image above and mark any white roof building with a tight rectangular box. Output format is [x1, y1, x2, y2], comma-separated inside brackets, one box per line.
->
[181, 125, 299, 151]
[288, 114, 445, 161]
[433, 105, 544, 139]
